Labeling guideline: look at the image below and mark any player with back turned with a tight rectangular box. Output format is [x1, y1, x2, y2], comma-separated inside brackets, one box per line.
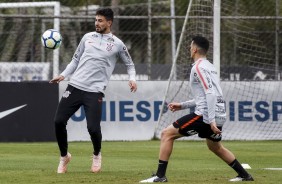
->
[50, 8, 137, 174]
[140, 36, 254, 182]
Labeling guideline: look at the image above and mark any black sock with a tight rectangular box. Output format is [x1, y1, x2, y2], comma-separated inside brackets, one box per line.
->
[229, 159, 250, 178]
[156, 160, 168, 178]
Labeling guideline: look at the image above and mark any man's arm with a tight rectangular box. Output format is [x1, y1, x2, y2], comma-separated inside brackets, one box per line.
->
[195, 64, 216, 124]
[195, 63, 221, 134]
[180, 100, 196, 109]
[59, 35, 86, 78]
[168, 100, 195, 112]
[119, 44, 137, 92]
[50, 34, 86, 83]
[49, 75, 65, 83]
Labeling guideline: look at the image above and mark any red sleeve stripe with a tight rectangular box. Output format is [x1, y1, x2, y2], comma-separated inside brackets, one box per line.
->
[195, 60, 208, 90]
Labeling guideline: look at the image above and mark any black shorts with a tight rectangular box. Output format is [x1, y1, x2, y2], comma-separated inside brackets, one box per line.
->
[173, 113, 222, 142]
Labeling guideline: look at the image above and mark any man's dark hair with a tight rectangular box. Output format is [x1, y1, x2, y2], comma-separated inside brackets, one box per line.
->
[96, 8, 114, 21]
[192, 36, 209, 54]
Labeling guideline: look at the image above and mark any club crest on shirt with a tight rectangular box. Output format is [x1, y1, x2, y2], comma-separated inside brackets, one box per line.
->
[106, 43, 114, 51]
[107, 37, 114, 42]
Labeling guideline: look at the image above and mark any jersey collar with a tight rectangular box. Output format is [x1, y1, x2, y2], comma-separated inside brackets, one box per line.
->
[192, 57, 207, 66]
[96, 32, 113, 37]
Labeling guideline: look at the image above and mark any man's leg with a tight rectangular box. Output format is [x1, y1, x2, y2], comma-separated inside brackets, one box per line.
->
[54, 86, 81, 157]
[206, 139, 235, 163]
[54, 86, 81, 173]
[140, 125, 182, 183]
[159, 125, 183, 160]
[140, 113, 200, 183]
[83, 92, 103, 156]
[83, 92, 103, 173]
[157, 125, 182, 176]
[206, 139, 254, 181]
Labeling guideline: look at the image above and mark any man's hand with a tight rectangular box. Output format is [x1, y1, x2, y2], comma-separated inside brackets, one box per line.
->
[210, 122, 222, 134]
[49, 75, 65, 83]
[168, 102, 182, 112]
[129, 80, 137, 92]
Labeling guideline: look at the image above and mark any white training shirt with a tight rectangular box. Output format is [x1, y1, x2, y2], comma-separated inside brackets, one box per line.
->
[180, 58, 226, 125]
[61, 32, 136, 93]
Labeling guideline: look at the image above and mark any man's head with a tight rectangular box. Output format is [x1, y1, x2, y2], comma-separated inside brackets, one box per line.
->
[190, 36, 209, 59]
[95, 8, 114, 34]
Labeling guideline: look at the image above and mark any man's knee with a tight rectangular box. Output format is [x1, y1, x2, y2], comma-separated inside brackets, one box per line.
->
[207, 140, 222, 153]
[54, 115, 68, 127]
[161, 125, 179, 140]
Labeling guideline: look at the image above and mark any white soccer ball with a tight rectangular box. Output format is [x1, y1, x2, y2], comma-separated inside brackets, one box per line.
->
[41, 29, 62, 49]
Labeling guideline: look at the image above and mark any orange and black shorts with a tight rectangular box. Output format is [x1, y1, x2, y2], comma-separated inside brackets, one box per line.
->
[173, 113, 222, 142]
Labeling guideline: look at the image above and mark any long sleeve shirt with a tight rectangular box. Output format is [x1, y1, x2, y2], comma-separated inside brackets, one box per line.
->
[61, 32, 136, 93]
[181, 58, 226, 125]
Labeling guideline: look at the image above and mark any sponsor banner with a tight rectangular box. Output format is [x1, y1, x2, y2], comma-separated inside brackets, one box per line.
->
[0, 62, 50, 81]
[59, 81, 167, 141]
[0, 82, 58, 141]
[62, 81, 282, 141]
[1, 81, 280, 142]
[221, 81, 282, 140]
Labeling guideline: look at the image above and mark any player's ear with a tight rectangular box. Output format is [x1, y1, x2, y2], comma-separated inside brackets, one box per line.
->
[107, 20, 113, 27]
[193, 46, 198, 53]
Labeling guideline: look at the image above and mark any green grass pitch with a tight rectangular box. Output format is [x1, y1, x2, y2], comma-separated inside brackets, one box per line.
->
[0, 141, 281, 184]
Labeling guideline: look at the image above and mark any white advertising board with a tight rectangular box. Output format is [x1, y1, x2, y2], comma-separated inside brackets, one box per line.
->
[221, 81, 282, 140]
[59, 81, 167, 141]
[59, 81, 282, 141]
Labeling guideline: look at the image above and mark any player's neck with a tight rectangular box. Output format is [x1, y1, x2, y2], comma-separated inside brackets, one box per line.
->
[103, 30, 111, 34]
[193, 55, 207, 62]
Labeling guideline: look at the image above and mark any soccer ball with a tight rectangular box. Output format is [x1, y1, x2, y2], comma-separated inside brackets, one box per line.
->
[41, 29, 62, 49]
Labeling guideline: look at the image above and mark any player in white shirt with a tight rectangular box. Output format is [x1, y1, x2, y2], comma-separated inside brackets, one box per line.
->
[140, 36, 253, 183]
[50, 8, 137, 174]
